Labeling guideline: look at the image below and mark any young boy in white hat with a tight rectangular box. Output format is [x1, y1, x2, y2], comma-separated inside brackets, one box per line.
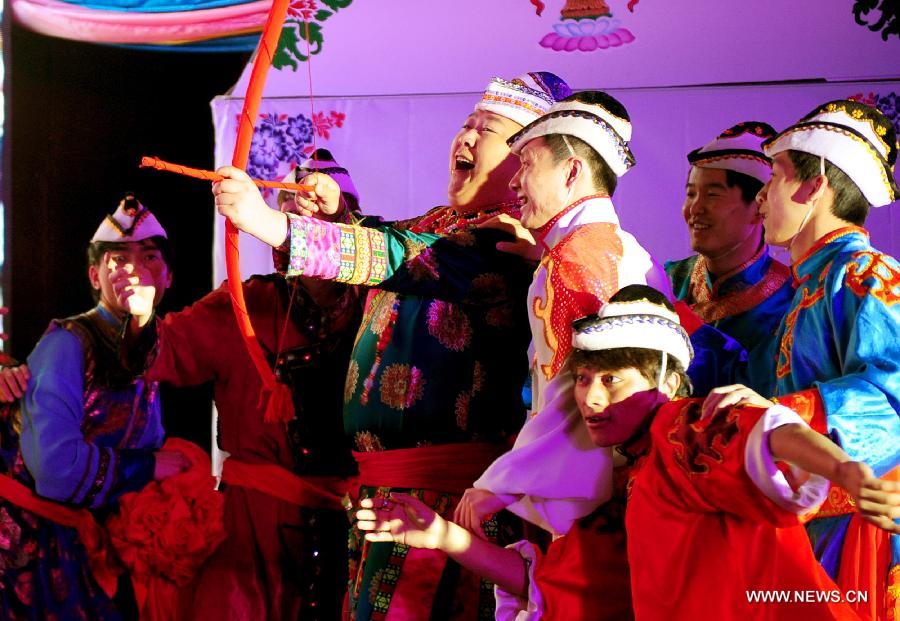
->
[357, 284, 900, 620]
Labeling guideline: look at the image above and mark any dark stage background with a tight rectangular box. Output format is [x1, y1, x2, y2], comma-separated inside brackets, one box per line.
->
[8, 23, 251, 445]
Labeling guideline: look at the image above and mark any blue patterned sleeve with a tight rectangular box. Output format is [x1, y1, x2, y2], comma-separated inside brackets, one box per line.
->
[815, 254, 900, 476]
[20, 329, 155, 508]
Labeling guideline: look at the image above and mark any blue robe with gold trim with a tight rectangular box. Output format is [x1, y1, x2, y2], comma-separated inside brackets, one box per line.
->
[666, 246, 794, 396]
[770, 227, 900, 610]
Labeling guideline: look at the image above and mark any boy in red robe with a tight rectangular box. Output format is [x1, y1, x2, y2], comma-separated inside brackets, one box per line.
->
[356, 284, 900, 620]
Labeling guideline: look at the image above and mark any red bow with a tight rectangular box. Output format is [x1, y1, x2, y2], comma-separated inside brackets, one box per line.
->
[226, 0, 295, 424]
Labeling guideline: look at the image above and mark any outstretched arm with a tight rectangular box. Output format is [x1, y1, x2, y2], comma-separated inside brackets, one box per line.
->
[216, 167, 532, 305]
[213, 166, 291, 246]
[213, 166, 345, 247]
[703, 384, 900, 533]
[357, 493, 529, 596]
[453, 487, 520, 539]
[769, 422, 900, 533]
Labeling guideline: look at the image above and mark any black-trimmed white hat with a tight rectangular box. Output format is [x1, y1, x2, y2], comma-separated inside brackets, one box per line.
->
[91, 193, 167, 242]
[508, 91, 635, 177]
[762, 99, 898, 208]
[283, 148, 360, 204]
[571, 298, 693, 370]
[475, 72, 572, 127]
[687, 121, 776, 184]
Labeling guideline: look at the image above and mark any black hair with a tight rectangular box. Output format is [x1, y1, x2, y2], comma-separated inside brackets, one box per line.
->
[787, 150, 870, 225]
[568, 285, 691, 397]
[565, 91, 631, 124]
[543, 133, 618, 196]
[724, 169, 765, 204]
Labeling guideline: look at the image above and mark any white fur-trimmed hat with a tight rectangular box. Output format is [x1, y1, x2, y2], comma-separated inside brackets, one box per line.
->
[571, 292, 693, 370]
[508, 91, 635, 177]
[283, 148, 360, 204]
[688, 121, 776, 184]
[763, 99, 898, 208]
[475, 72, 572, 127]
[91, 193, 167, 242]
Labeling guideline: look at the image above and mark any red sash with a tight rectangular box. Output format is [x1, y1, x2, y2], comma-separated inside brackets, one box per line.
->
[352, 442, 503, 494]
[220, 459, 351, 511]
[0, 474, 121, 597]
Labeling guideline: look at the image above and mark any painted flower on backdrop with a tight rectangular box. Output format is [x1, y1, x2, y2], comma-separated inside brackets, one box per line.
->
[527, 0, 640, 15]
[539, 0, 637, 52]
[853, 0, 900, 41]
[244, 110, 346, 196]
[275, 0, 355, 70]
[288, 0, 318, 21]
[849, 92, 900, 143]
[313, 111, 347, 140]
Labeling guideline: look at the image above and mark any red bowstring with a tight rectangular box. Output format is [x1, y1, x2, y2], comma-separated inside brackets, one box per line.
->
[227, 0, 294, 424]
[275, 14, 319, 364]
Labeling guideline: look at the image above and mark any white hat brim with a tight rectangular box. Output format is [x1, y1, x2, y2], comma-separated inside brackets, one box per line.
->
[765, 123, 896, 207]
[571, 314, 693, 370]
[92, 207, 167, 242]
[509, 112, 634, 177]
[689, 152, 772, 184]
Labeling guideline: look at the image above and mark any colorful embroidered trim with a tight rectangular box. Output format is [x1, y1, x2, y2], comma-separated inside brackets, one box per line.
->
[82, 448, 113, 506]
[286, 213, 309, 277]
[485, 76, 556, 105]
[791, 227, 868, 285]
[284, 213, 387, 285]
[820, 100, 893, 156]
[689, 252, 791, 323]
[410, 201, 520, 236]
[687, 151, 772, 167]
[775, 284, 825, 380]
[844, 250, 900, 306]
[480, 92, 548, 117]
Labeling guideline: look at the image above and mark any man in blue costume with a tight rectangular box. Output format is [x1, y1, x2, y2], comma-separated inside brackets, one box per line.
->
[666, 122, 794, 395]
[706, 99, 900, 620]
[0, 195, 188, 619]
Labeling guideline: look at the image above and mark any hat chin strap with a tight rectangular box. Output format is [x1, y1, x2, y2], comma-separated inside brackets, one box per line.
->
[788, 201, 816, 252]
[561, 134, 576, 158]
[657, 350, 668, 392]
[788, 156, 825, 253]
